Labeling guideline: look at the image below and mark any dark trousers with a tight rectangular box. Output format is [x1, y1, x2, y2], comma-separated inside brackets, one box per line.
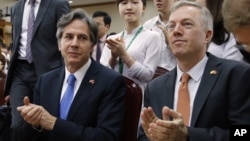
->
[9, 60, 37, 141]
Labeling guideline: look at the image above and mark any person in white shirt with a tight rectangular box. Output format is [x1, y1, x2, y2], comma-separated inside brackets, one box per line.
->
[100, 0, 161, 91]
[143, 0, 177, 71]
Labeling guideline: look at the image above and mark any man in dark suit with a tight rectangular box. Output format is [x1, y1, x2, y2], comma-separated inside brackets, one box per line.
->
[91, 11, 111, 62]
[138, 1, 250, 141]
[17, 9, 126, 141]
[5, 0, 70, 134]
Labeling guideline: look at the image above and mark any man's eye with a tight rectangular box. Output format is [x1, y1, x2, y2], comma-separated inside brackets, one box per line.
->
[79, 36, 87, 40]
[65, 35, 72, 39]
[184, 22, 193, 27]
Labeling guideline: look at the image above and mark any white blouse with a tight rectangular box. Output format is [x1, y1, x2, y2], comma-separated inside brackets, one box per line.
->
[207, 33, 243, 61]
[100, 25, 161, 90]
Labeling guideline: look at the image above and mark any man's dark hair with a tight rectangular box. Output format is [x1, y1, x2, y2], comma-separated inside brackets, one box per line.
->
[92, 11, 111, 26]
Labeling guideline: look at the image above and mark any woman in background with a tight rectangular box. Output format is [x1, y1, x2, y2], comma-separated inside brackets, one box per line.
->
[100, 0, 161, 91]
[196, 0, 243, 61]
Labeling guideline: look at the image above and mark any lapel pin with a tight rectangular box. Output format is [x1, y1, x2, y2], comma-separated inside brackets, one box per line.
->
[89, 79, 95, 85]
[210, 70, 217, 75]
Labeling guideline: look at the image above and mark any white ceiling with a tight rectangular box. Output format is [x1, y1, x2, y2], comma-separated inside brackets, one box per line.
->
[68, 0, 115, 6]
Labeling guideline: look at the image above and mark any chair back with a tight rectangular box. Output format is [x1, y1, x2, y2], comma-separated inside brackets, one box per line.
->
[0, 78, 5, 105]
[152, 66, 169, 80]
[120, 77, 142, 141]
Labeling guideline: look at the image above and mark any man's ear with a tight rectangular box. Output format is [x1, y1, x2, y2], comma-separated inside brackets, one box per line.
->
[106, 24, 110, 30]
[205, 30, 213, 44]
[58, 41, 61, 51]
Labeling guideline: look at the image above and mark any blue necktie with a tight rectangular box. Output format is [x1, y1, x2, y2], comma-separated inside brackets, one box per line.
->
[96, 40, 101, 63]
[60, 74, 76, 120]
[26, 0, 35, 63]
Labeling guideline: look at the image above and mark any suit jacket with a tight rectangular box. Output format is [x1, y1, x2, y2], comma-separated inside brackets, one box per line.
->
[4, 0, 70, 95]
[138, 54, 250, 141]
[25, 60, 126, 141]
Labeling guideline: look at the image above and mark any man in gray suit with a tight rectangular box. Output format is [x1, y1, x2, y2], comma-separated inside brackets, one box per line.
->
[138, 1, 250, 141]
[5, 0, 70, 140]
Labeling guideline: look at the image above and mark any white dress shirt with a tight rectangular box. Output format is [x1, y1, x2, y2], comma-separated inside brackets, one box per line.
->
[144, 15, 176, 71]
[60, 59, 91, 101]
[207, 33, 243, 61]
[18, 0, 41, 59]
[174, 55, 208, 126]
[91, 34, 107, 61]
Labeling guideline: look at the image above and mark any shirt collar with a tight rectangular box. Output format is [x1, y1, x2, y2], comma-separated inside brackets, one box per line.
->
[27, 0, 41, 4]
[65, 58, 92, 82]
[155, 15, 168, 27]
[177, 55, 208, 82]
[123, 25, 142, 35]
[99, 34, 108, 42]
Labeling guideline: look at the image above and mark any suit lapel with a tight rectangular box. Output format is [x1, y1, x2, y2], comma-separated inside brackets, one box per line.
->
[48, 68, 65, 116]
[163, 69, 177, 109]
[32, 0, 51, 38]
[13, 1, 25, 48]
[67, 61, 100, 120]
[190, 55, 222, 126]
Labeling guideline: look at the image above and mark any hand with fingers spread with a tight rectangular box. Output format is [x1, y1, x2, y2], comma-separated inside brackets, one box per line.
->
[148, 106, 188, 141]
[142, 106, 188, 141]
[106, 37, 135, 68]
[106, 37, 126, 58]
[17, 96, 57, 131]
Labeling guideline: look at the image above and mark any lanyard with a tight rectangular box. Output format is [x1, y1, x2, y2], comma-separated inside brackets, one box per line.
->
[119, 26, 143, 74]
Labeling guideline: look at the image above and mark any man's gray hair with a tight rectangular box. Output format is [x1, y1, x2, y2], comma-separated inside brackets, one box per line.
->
[56, 9, 98, 46]
[169, 0, 213, 32]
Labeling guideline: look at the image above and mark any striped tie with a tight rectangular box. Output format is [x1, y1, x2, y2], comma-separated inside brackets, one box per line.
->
[26, 0, 35, 63]
[96, 40, 101, 63]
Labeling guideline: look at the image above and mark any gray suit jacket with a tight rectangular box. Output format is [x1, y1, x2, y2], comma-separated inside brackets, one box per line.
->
[5, 0, 70, 95]
[138, 54, 250, 141]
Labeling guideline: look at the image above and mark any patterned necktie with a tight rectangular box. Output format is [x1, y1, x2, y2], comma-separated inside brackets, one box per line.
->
[26, 0, 35, 63]
[177, 73, 190, 126]
[60, 74, 76, 120]
[96, 40, 101, 63]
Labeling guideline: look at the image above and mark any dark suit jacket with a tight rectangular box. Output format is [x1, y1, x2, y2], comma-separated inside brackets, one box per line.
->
[138, 54, 250, 141]
[4, 0, 70, 95]
[25, 60, 126, 141]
